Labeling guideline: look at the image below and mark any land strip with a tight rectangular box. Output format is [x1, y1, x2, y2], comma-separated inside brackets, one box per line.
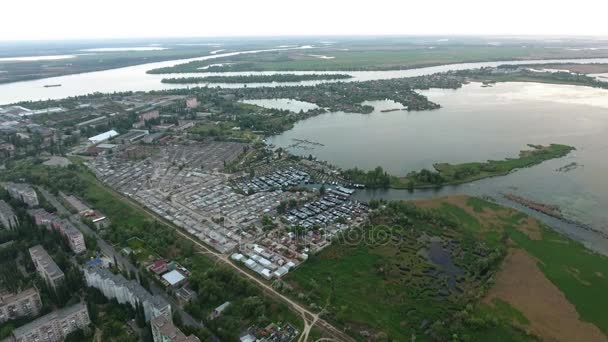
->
[161, 74, 353, 84]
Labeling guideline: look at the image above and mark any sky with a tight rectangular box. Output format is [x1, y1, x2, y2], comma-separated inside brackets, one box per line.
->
[2, 0, 608, 41]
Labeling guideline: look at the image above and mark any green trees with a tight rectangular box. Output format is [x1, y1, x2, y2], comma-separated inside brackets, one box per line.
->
[343, 166, 391, 188]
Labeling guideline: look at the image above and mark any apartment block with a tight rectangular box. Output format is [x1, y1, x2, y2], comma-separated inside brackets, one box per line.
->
[0, 200, 18, 229]
[29, 245, 64, 289]
[151, 315, 200, 342]
[4, 183, 39, 207]
[0, 288, 42, 323]
[83, 266, 171, 321]
[11, 302, 90, 342]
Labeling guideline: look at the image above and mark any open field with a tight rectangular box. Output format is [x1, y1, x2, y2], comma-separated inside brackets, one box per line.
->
[149, 46, 608, 73]
[285, 195, 608, 341]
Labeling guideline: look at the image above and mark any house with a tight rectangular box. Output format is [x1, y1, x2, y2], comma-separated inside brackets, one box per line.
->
[149, 259, 168, 275]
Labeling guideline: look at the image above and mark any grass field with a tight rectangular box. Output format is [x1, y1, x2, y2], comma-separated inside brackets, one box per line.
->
[149, 46, 608, 73]
[286, 195, 608, 341]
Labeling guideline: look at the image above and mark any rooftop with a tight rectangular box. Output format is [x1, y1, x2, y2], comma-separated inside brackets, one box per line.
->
[152, 315, 200, 342]
[29, 245, 63, 279]
[88, 130, 119, 143]
[162, 270, 186, 286]
[12, 302, 87, 337]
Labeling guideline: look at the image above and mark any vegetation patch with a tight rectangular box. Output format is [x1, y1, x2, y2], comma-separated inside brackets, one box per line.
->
[161, 73, 352, 84]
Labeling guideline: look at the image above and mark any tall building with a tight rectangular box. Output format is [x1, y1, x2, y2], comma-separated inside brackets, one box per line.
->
[151, 315, 200, 342]
[0, 288, 42, 323]
[29, 245, 64, 289]
[52, 219, 86, 254]
[83, 266, 171, 321]
[28, 210, 86, 254]
[0, 200, 18, 229]
[11, 302, 90, 342]
[4, 183, 39, 207]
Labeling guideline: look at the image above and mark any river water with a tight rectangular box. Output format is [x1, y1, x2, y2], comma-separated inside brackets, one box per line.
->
[2, 50, 608, 252]
[2, 53, 608, 104]
[267, 82, 608, 254]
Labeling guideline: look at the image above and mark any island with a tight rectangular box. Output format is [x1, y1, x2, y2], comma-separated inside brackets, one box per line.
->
[161, 73, 353, 84]
[343, 144, 575, 189]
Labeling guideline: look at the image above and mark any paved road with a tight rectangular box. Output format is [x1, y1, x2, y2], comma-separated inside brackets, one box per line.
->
[37, 188, 204, 330]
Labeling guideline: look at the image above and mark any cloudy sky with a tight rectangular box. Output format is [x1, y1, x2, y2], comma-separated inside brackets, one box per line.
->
[2, 0, 608, 40]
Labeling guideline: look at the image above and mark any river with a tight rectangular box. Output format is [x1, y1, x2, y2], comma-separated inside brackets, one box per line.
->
[2, 50, 608, 252]
[2, 52, 608, 104]
[267, 82, 608, 254]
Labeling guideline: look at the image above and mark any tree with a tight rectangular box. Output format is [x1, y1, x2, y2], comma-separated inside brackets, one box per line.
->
[319, 184, 326, 195]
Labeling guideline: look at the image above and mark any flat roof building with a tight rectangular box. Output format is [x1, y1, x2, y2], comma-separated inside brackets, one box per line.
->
[0, 200, 18, 230]
[29, 245, 64, 289]
[161, 270, 186, 288]
[151, 315, 200, 342]
[4, 183, 39, 207]
[88, 130, 119, 144]
[83, 265, 171, 322]
[0, 288, 42, 324]
[11, 302, 90, 342]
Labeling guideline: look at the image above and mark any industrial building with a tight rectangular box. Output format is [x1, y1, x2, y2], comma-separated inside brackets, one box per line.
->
[88, 129, 119, 144]
[29, 245, 65, 289]
[83, 265, 171, 321]
[11, 302, 90, 342]
[0, 288, 42, 324]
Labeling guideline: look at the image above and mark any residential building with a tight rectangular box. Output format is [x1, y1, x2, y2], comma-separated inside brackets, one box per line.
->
[0, 288, 42, 323]
[11, 302, 90, 342]
[28, 210, 86, 254]
[4, 183, 39, 207]
[29, 245, 64, 289]
[83, 266, 171, 321]
[52, 220, 86, 254]
[0, 200, 18, 229]
[151, 315, 200, 342]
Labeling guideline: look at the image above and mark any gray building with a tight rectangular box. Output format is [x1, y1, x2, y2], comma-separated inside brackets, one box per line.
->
[0, 200, 18, 229]
[151, 315, 200, 342]
[11, 302, 90, 342]
[0, 288, 42, 324]
[4, 183, 39, 207]
[83, 266, 171, 321]
[29, 245, 64, 289]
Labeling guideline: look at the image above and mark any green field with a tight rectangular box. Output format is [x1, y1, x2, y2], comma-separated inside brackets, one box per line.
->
[148, 46, 608, 73]
[285, 195, 608, 341]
